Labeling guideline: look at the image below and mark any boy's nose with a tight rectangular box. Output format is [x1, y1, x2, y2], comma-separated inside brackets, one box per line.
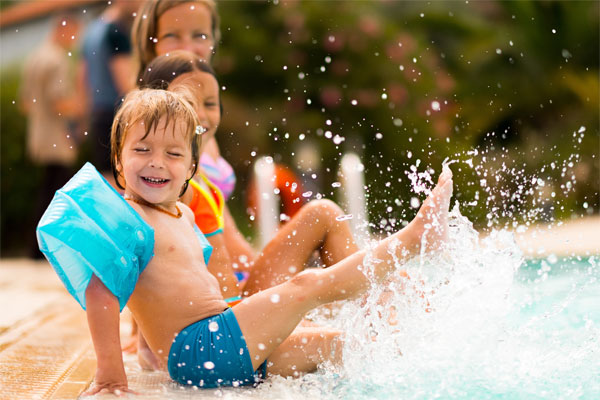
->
[148, 154, 165, 168]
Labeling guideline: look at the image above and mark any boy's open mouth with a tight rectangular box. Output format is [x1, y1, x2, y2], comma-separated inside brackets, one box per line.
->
[142, 176, 169, 185]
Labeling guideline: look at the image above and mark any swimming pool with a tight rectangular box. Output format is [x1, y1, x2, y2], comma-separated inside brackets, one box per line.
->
[123, 206, 599, 399]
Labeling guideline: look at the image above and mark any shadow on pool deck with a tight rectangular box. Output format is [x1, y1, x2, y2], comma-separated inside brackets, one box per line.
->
[0, 215, 598, 398]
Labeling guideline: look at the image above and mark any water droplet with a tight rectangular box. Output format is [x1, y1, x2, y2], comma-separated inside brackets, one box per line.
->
[203, 361, 215, 370]
[270, 294, 280, 303]
[258, 343, 266, 350]
[208, 321, 219, 332]
[410, 197, 420, 209]
[336, 214, 353, 221]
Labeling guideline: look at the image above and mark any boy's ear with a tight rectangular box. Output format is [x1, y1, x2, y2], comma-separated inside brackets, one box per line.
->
[114, 158, 122, 174]
[114, 159, 126, 187]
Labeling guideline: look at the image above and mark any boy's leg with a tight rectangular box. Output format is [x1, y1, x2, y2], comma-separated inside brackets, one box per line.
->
[244, 199, 359, 295]
[233, 168, 453, 371]
[266, 327, 344, 377]
[137, 330, 162, 370]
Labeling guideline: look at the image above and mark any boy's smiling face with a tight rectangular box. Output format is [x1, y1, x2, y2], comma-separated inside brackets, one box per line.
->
[119, 117, 194, 208]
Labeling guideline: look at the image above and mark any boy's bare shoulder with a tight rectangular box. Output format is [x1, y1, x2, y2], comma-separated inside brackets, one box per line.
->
[177, 201, 195, 225]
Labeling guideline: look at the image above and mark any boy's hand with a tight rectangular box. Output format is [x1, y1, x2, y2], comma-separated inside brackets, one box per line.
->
[82, 368, 138, 396]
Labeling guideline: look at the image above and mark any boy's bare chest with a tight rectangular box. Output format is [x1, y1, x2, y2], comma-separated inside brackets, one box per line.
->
[153, 220, 199, 259]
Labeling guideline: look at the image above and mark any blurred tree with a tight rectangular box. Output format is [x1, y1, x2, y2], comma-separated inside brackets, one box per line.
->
[1, 0, 598, 253]
[214, 0, 598, 232]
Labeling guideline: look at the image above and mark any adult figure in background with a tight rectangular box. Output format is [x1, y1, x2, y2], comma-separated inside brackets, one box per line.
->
[20, 14, 84, 258]
[80, 0, 142, 182]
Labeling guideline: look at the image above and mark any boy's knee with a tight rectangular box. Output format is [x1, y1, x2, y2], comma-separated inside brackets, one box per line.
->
[288, 268, 321, 291]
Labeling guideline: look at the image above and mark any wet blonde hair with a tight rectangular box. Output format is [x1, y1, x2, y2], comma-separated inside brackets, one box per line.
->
[132, 0, 220, 82]
[111, 88, 201, 195]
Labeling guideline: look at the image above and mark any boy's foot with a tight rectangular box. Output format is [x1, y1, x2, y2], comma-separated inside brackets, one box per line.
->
[406, 166, 453, 253]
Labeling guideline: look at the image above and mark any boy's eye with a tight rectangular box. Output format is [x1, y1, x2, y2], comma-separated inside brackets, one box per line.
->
[167, 152, 183, 157]
[160, 32, 177, 40]
[205, 102, 217, 108]
[134, 148, 148, 152]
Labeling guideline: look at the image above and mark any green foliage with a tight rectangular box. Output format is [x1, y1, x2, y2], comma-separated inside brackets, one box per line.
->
[214, 0, 599, 232]
[0, 66, 42, 255]
[1, 1, 598, 253]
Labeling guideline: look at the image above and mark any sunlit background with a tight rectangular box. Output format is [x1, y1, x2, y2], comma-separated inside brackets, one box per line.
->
[1, 0, 598, 255]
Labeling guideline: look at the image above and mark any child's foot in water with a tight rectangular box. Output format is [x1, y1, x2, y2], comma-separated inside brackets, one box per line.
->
[405, 166, 453, 254]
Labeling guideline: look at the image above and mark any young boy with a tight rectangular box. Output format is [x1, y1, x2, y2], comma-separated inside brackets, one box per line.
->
[81, 88, 453, 394]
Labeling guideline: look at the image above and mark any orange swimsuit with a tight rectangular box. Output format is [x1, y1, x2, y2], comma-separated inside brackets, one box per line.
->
[188, 174, 225, 237]
[188, 174, 244, 306]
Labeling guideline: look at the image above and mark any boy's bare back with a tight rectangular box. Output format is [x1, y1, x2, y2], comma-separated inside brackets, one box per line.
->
[126, 201, 227, 367]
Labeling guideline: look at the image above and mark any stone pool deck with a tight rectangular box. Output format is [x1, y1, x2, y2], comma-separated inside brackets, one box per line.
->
[1, 215, 598, 398]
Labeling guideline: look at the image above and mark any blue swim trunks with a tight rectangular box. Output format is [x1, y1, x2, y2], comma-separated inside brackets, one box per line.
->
[168, 308, 267, 388]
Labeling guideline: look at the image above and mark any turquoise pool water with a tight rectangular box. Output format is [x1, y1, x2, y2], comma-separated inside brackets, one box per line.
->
[259, 209, 598, 399]
[132, 208, 599, 399]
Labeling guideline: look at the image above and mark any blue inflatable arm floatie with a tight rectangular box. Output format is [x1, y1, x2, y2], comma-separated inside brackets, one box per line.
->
[37, 163, 154, 311]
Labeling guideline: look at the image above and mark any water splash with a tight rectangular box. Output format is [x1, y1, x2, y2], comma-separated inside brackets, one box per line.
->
[298, 204, 599, 399]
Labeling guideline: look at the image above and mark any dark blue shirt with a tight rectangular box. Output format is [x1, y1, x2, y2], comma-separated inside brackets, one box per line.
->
[81, 19, 131, 111]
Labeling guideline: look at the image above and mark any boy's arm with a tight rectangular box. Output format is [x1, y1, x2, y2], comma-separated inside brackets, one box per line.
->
[222, 205, 256, 272]
[83, 274, 135, 396]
